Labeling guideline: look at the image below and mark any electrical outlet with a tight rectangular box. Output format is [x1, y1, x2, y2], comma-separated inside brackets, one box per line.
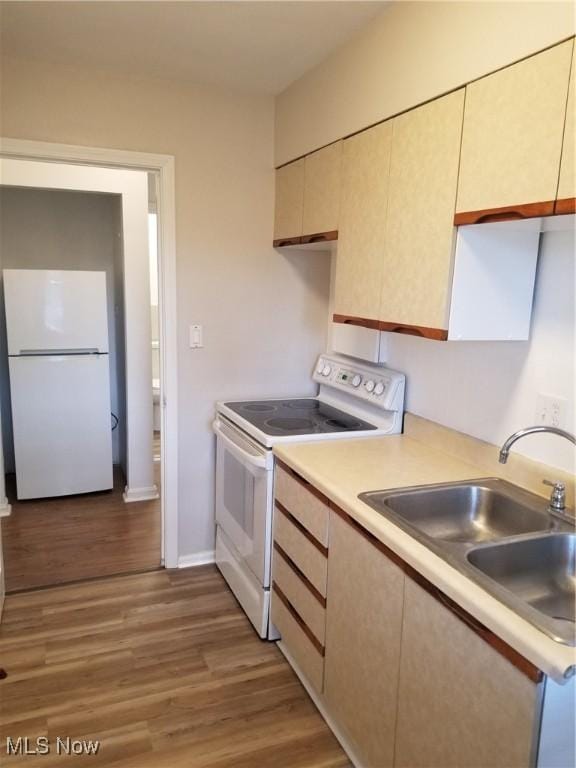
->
[535, 394, 568, 429]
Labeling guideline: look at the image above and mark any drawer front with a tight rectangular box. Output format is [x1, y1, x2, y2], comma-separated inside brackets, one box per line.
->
[273, 546, 326, 645]
[275, 465, 329, 546]
[272, 588, 324, 693]
[274, 506, 328, 597]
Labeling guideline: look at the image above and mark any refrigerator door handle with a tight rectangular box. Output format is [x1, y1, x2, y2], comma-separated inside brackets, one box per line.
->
[17, 348, 103, 356]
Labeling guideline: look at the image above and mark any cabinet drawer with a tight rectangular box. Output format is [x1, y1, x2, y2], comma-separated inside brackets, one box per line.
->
[275, 464, 329, 547]
[272, 586, 324, 693]
[274, 505, 328, 597]
[273, 545, 326, 645]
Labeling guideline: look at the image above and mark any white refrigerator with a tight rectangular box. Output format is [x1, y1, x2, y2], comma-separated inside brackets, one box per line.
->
[3, 269, 114, 500]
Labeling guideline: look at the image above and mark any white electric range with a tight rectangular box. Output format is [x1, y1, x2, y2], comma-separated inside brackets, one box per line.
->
[212, 354, 405, 638]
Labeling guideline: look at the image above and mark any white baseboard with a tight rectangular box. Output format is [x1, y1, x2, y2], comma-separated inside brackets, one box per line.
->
[0, 500, 12, 518]
[123, 485, 159, 503]
[178, 550, 215, 568]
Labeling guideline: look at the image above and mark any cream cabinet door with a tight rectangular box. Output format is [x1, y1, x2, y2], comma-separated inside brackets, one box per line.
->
[380, 90, 464, 331]
[324, 512, 404, 767]
[395, 580, 542, 768]
[334, 121, 393, 319]
[302, 141, 342, 238]
[273, 158, 304, 242]
[456, 40, 573, 216]
[557, 40, 575, 207]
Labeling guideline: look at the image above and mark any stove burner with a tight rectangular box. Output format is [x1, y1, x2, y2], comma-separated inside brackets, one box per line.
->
[241, 403, 277, 412]
[286, 400, 321, 411]
[325, 418, 363, 430]
[265, 417, 316, 431]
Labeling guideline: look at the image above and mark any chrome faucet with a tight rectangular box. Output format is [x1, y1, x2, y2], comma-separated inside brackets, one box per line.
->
[499, 426, 576, 464]
[498, 426, 575, 523]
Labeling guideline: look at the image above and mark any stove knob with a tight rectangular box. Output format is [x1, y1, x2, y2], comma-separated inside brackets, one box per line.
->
[316, 360, 325, 374]
[374, 381, 385, 396]
[352, 374, 362, 388]
[365, 379, 375, 393]
[322, 364, 332, 377]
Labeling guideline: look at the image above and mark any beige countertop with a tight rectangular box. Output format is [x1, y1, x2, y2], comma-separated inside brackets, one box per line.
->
[273, 420, 576, 684]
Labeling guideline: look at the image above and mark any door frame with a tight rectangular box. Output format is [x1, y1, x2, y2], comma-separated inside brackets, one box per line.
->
[0, 137, 179, 568]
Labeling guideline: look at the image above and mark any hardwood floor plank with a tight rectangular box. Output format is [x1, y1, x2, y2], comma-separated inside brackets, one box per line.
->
[3, 468, 161, 592]
[0, 567, 348, 766]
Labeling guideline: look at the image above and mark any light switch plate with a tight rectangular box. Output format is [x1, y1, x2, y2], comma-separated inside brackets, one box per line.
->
[189, 324, 203, 348]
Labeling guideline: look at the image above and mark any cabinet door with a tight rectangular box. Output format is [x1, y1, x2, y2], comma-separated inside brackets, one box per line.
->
[273, 158, 304, 243]
[557, 41, 575, 210]
[380, 90, 464, 331]
[456, 41, 573, 218]
[395, 579, 542, 768]
[302, 141, 342, 238]
[324, 512, 404, 767]
[334, 121, 393, 319]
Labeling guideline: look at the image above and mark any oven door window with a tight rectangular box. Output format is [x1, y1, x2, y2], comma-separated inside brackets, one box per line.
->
[215, 432, 270, 587]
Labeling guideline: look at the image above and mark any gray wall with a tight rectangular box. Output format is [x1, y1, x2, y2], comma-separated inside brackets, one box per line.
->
[0, 186, 127, 471]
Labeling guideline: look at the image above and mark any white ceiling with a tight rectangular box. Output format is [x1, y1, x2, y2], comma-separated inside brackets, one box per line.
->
[0, 1, 389, 95]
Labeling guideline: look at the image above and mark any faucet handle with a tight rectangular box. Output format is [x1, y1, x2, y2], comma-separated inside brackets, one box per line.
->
[543, 479, 566, 511]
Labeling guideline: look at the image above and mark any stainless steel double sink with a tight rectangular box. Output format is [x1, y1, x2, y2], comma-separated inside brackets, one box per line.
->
[359, 480, 575, 646]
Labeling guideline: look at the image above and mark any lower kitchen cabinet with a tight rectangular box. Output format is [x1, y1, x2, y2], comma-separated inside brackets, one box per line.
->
[394, 579, 542, 768]
[323, 511, 405, 768]
[271, 466, 562, 768]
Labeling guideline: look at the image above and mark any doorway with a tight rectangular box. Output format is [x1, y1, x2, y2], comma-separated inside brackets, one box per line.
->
[0, 144, 178, 592]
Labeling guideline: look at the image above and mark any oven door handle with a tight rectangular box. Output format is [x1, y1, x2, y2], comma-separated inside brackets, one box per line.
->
[213, 420, 268, 470]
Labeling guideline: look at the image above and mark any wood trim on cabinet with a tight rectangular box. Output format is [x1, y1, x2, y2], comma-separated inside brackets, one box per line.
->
[275, 501, 329, 558]
[555, 197, 576, 215]
[333, 314, 448, 341]
[273, 236, 303, 248]
[275, 459, 332, 508]
[274, 542, 327, 608]
[272, 582, 325, 655]
[300, 230, 338, 245]
[329, 503, 544, 684]
[454, 200, 555, 226]
[378, 320, 448, 341]
[332, 314, 381, 331]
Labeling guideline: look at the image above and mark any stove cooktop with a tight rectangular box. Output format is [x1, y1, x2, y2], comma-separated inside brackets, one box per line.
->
[223, 398, 377, 437]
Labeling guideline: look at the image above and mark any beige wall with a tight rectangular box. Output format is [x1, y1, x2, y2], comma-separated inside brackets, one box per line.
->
[276, 1, 576, 164]
[0, 55, 331, 559]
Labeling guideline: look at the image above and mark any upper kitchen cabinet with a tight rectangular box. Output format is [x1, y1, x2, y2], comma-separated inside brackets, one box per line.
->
[379, 90, 464, 334]
[273, 158, 305, 246]
[333, 120, 393, 320]
[273, 142, 342, 247]
[455, 40, 573, 224]
[557, 42, 576, 213]
[301, 141, 342, 243]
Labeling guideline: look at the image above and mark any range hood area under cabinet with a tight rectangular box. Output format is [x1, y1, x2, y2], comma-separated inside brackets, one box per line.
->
[273, 37, 575, 342]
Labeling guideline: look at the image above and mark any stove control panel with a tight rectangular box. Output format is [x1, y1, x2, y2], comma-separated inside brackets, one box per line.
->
[313, 355, 405, 411]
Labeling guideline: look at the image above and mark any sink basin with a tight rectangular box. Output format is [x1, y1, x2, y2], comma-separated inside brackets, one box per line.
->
[468, 534, 575, 627]
[360, 480, 551, 544]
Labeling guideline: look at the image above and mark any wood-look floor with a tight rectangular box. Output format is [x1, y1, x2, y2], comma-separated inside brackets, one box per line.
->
[3, 467, 161, 593]
[0, 566, 349, 767]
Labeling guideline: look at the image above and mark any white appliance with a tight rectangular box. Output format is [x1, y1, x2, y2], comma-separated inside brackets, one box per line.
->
[3, 269, 113, 500]
[213, 354, 405, 638]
